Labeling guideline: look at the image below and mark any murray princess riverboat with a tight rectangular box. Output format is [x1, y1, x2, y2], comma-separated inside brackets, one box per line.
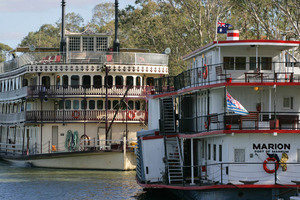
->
[136, 31, 300, 199]
[0, 1, 168, 170]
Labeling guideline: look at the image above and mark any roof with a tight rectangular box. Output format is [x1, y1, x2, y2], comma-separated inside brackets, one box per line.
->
[11, 47, 60, 53]
[183, 39, 300, 61]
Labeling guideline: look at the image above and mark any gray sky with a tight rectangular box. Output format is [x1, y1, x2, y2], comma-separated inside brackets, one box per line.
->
[0, 0, 136, 49]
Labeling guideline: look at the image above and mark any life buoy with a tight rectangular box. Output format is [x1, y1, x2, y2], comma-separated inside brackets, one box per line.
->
[127, 110, 136, 119]
[72, 110, 80, 119]
[203, 65, 208, 79]
[263, 157, 279, 174]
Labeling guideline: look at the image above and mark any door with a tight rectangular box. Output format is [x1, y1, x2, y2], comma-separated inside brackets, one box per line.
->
[52, 126, 58, 151]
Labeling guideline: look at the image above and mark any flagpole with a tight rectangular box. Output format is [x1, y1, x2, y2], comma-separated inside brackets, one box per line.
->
[215, 18, 218, 41]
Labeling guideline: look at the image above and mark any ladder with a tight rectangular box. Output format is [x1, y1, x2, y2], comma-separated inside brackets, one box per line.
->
[162, 98, 176, 134]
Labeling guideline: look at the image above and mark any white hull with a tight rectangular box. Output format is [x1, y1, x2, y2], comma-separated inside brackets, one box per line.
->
[3, 151, 136, 170]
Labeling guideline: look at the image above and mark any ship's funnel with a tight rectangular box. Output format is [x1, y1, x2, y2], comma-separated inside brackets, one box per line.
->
[60, 0, 66, 53]
[113, 0, 120, 52]
[227, 30, 239, 40]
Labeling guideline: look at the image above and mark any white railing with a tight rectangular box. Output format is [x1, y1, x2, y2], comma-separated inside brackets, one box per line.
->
[0, 112, 26, 124]
[0, 86, 28, 101]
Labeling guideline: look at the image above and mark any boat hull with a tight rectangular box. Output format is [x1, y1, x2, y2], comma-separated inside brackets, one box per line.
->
[2, 151, 136, 170]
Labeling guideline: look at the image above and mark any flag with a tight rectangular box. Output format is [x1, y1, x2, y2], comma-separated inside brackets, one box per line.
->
[226, 91, 249, 115]
[217, 21, 232, 34]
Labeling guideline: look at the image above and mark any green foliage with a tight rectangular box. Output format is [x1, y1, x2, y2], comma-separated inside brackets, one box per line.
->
[0, 43, 12, 62]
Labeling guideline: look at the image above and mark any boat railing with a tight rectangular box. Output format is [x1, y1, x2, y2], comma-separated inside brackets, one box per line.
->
[0, 52, 169, 73]
[27, 85, 148, 97]
[166, 162, 300, 187]
[178, 111, 300, 133]
[26, 110, 146, 122]
[153, 62, 300, 94]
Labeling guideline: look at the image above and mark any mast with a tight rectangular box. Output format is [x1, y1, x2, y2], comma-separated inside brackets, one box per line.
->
[113, 0, 120, 52]
[60, 0, 66, 55]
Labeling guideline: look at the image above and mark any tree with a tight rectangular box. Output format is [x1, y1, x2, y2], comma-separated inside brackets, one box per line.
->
[56, 12, 85, 32]
[0, 43, 12, 62]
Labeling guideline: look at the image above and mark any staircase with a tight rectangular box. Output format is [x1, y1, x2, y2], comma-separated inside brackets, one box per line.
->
[161, 98, 176, 134]
[165, 137, 183, 184]
[136, 139, 144, 182]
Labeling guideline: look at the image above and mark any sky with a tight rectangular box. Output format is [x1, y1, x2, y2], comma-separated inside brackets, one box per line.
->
[0, 0, 136, 49]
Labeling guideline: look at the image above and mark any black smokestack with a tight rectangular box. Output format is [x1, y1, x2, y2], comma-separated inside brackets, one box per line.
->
[60, 0, 66, 53]
[113, 0, 120, 52]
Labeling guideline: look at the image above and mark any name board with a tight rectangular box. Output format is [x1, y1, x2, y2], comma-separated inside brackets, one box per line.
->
[253, 143, 290, 153]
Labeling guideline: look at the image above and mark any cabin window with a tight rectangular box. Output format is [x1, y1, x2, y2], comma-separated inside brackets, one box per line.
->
[141, 100, 146, 110]
[250, 57, 272, 70]
[69, 37, 80, 51]
[59, 100, 64, 110]
[96, 37, 108, 52]
[113, 100, 119, 110]
[146, 77, 154, 86]
[234, 149, 245, 162]
[23, 79, 28, 87]
[71, 75, 79, 88]
[73, 100, 79, 109]
[89, 100, 95, 110]
[108, 100, 111, 109]
[283, 97, 293, 109]
[120, 100, 126, 110]
[81, 100, 87, 110]
[42, 76, 50, 89]
[104, 75, 113, 88]
[97, 100, 103, 109]
[223, 57, 234, 70]
[235, 57, 246, 70]
[208, 144, 211, 160]
[135, 101, 141, 110]
[115, 76, 123, 88]
[93, 75, 102, 88]
[128, 100, 134, 110]
[56, 75, 60, 88]
[82, 75, 91, 89]
[83, 37, 94, 51]
[219, 145, 222, 161]
[62, 75, 68, 88]
[213, 144, 216, 161]
[65, 100, 71, 109]
[136, 76, 141, 87]
[126, 76, 133, 88]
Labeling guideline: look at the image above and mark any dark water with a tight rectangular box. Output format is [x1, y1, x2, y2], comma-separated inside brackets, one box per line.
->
[0, 161, 178, 200]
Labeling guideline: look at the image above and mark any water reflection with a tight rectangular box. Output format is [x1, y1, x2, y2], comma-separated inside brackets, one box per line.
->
[0, 161, 178, 200]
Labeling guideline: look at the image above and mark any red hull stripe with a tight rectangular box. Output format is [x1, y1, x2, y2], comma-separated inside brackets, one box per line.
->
[227, 33, 239, 37]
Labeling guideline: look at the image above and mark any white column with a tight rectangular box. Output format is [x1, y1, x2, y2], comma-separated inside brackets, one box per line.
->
[190, 138, 195, 185]
[256, 46, 259, 70]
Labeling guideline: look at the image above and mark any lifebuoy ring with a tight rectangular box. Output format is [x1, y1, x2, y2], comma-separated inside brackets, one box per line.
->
[263, 157, 279, 174]
[72, 110, 80, 119]
[203, 65, 208, 79]
[127, 110, 136, 119]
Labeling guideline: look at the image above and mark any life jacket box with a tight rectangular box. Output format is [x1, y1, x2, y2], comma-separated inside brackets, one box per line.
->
[270, 119, 279, 129]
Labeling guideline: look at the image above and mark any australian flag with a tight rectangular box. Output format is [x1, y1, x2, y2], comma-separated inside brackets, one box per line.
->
[226, 91, 249, 115]
[217, 21, 232, 34]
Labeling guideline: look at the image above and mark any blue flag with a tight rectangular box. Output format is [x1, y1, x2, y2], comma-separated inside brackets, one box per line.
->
[217, 21, 232, 34]
[226, 91, 249, 115]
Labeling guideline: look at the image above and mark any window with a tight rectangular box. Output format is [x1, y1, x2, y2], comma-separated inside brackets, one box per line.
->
[83, 37, 94, 51]
[81, 100, 87, 109]
[213, 144, 216, 161]
[104, 75, 113, 88]
[126, 76, 133, 88]
[42, 76, 50, 89]
[235, 57, 246, 70]
[113, 100, 119, 110]
[93, 75, 102, 88]
[120, 100, 126, 110]
[128, 100, 134, 110]
[82, 75, 91, 89]
[96, 37, 108, 51]
[115, 76, 123, 88]
[224, 57, 234, 70]
[71, 75, 79, 88]
[59, 100, 64, 110]
[135, 101, 141, 110]
[219, 145, 222, 161]
[136, 76, 141, 88]
[283, 97, 293, 109]
[249, 57, 257, 70]
[69, 37, 80, 51]
[234, 149, 245, 162]
[62, 75, 68, 88]
[250, 57, 272, 70]
[97, 100, 103, 109]
[108, 100, 111, 109]
[23, 79, 28, 87]
[73, 100, 79, 109]
[146, 77, 154, 86]
[65, 100, 71, 109]
[208, 144, 211, 160]
[89, 100, 95, 110]
[56, 75, 60, 88]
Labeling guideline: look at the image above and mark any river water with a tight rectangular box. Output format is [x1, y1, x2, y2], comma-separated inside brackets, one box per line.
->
[0, 161, 178, 200]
